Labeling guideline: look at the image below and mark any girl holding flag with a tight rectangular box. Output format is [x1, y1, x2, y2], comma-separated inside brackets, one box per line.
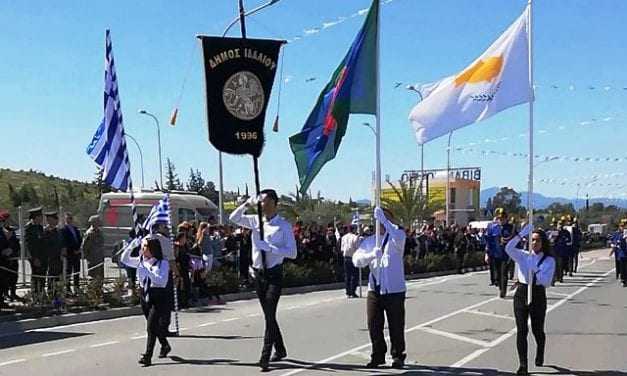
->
[121, 236, 172, 367]
[505, 224, 555, 375]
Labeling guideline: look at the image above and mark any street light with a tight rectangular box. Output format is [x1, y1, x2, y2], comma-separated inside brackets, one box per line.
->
[125, 132, 145, 189]
[406, 85, 426, 211]
[138, 109, 163, 190]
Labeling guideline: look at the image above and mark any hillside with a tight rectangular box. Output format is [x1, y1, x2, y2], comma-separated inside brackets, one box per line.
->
[0, 168, 100, 227]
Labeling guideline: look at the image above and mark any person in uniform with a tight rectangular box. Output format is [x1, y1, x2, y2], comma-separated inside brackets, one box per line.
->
[120, 236, 172, 367]
[505, 224, 555, 375]
[569, 217, 582, 275]
[229, 189, 297, 372]
[353, 207, 407, 369]
[485, 208, 510, 297]
[61, 212, 82, 294]
[554, 218, 572, 283]
[42, 212, 65, 295]
[24, 207, 46, 298]
[0, 212, 21, 304]
[82, 215, 105, 281]
[609, 219, 627, 287]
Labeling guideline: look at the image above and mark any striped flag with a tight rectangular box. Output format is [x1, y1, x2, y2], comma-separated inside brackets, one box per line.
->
[87, 30, 140, 235]
[142, 193, 171, 232]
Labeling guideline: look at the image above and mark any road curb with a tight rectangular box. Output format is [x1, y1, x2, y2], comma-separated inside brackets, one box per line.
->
[0, 265, 487, 335]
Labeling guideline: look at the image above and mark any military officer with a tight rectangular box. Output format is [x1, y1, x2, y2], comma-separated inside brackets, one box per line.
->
[42, 212, 65, 295]
[24, 207, 46, 298]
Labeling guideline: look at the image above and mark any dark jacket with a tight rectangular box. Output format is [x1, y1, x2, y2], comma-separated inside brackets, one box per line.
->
[61, 224, 82, 257]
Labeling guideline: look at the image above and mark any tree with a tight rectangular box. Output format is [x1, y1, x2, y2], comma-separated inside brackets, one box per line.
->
[165, 158, 183, 191]
[381, 179, 437, 229]
[7, 184, 22, 207]
[491, 187, 524, 216]
[202, 181, 219, 204]
[186, 169, 206, 193]
[93, 167, 111, 195]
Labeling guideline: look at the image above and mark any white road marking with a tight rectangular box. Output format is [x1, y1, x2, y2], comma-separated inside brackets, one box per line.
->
[199, 322, 217, 327]
[222, 318, 240, 322]
[0, 359, 26, 367]
[451, 266, 614, 368]
[465, 309, 514, 321]
[131, 334, 147, 340]
[547, 291, 569, 297]
[42, 349, 76, 357]
[419, 327, 492, 347]
[89, 341, 119, 348]
[278, 295, 499, 376]
[247, 313, 261, 318]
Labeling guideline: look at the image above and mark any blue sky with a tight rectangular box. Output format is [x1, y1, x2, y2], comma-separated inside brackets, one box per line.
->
[2, 0, 626, 201]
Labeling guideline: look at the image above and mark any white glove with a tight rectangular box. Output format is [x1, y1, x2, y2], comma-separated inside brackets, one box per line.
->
[245, 195, 259, 207]
[255, 239, 272, 252]
[519, 223, 533, 238]
[374, 207, 386, 223]
[373, 247, 382, 259]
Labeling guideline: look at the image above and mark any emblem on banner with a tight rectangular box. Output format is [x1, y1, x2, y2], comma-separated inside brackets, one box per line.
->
[223, 71, 265, 121]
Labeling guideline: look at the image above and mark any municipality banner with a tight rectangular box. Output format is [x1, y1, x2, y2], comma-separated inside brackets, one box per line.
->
[198, 36, 283, 157]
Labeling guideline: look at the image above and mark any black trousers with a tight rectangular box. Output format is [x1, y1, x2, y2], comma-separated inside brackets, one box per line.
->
[494, 258, 509, 297]
[513, 284, 547, 365]
[344, 256, 358, 296]
[31, 263, 48, 296]
[620, 258, 627, 284]
[367, 289, 406, 362]
[615, 257, 622, 280]
[140, 288, 170, 358]
[489, 257, 497, 285]
[255, 265, 286, 361]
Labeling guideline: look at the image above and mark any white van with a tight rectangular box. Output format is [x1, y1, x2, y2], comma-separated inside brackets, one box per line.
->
[97, 191, 218, 255]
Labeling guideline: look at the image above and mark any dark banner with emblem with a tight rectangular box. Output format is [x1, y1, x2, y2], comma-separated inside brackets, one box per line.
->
[198, 36, 283, 157]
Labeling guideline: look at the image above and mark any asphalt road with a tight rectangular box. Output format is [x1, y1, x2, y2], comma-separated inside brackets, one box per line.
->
[1, 248, 624, 376]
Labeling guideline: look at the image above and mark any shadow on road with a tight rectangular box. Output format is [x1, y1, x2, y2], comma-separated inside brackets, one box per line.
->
[544, 365, 627, 375]
[174, 334, 260, 340]
[0, 331, 91, 349]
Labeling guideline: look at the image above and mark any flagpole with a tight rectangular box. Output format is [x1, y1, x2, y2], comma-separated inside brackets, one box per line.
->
[527, 0, 534, 306]
[374, 0, 382, 252]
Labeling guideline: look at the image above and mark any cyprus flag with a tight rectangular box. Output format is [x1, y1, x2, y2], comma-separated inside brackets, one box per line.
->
[409, 6, 531, 144]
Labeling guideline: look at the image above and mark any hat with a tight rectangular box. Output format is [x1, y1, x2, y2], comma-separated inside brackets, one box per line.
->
[620, 219, 627, 226]
[88, 215, 101, 225]
[44, 211, 58, 219]
[494, 208, 506, 217]
[28, 207, 43, 219]
[0, 210, 9, 221]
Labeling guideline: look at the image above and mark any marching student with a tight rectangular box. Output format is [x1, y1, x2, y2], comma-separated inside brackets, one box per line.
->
[505, 224, 556, 376]
[229, 189, 297, 372]
[120, 236, 172, 367]
[609, 219, 627, 287]
[352, 207, 407, 369]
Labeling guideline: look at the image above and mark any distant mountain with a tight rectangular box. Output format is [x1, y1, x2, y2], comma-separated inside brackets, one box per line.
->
[480, 187, 627, 209]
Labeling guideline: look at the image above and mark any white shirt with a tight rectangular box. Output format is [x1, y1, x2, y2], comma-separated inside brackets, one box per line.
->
[229, 203, 297, 269]
[341, 232, 360, 258]
[505, 236, 555, 287]
[352, 215, 406, 295]
[120, 240, 170, 288]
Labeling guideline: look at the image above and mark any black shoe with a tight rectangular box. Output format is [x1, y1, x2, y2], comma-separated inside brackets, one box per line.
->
[138, 355, 151, 367]
[365, 359, 385, 368]
[391, 358, 405, 369]
[516, 365, 528, 375]
[259, 359, 270, 372]
[158, 343, 171, 358]
[270, 350, 287, 362]
[166, 330, 178, 337]
[535, 356, 544, 367]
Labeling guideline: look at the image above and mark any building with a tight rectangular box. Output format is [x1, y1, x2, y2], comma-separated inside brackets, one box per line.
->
[382, 167, 481, 226]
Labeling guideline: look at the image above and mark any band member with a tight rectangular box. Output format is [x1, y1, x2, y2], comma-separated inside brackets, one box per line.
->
[554, 218, 572, 283]
[505, 225, 556, 376]
[485, 208, 510, 298]
[353, 207, 407, 369]
[24, 207, 46, 298]
[229, 189, 297, 372]
[0, 211, 20, 306]
[120, 236, 171, 367]
[570, 218, 582, 274]
[609, 219, 627, 287]
[341, 224, 360, 298]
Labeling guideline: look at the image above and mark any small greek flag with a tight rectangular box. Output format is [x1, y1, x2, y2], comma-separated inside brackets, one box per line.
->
[351, 212, 360, 225]
[143, 193, 171, 232]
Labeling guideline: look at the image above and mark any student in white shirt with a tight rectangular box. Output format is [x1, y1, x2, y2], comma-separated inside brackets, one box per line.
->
[353, 207, 407, 369]
[505, 224, 556, 376]
[121, 236, 171, 367]
[229, 189, 297, 372]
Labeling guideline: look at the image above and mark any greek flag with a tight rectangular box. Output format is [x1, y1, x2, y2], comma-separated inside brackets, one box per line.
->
[351, 212, 360, 225]
[87, 30, 140, 235]
[143, 193, 171, 232]
[87, 29, 132, 191]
